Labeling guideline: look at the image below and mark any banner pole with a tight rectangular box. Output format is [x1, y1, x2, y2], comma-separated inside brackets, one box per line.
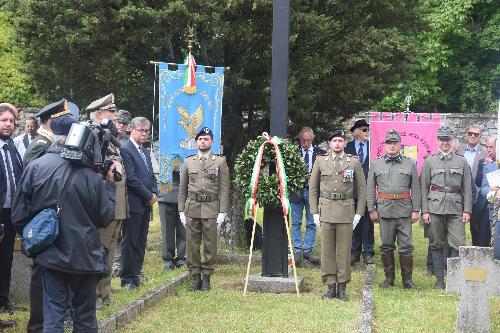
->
[243, 206, 259, 296]
[151, 63, 157, 150]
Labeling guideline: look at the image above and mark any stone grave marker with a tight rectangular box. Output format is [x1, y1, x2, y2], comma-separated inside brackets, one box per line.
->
[447, 246, 500, 333]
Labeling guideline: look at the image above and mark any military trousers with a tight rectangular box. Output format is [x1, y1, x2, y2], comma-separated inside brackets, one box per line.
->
[379, 217, 414, 255]
[321, 222, 352, 285]
[186, 217, 217, 275]
[97, 219, 122, 306]
[429, 213, 466, 251]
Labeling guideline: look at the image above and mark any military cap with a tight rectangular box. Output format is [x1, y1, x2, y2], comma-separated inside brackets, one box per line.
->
[437, 127, 453, 139]
[328, 129, 345, 141]
[36, 99, 68, 121]
[385, 129, 401, 142]
[117, 109, 131, 124]
[85, 93, 117, 113]
[0, 103, 19, 119]
[195, 127, 213, 140]
[50, 113, 78, 136]
[350, 119, 369, 132]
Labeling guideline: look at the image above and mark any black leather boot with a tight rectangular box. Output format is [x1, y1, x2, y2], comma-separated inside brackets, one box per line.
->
[337, 282, 348, 302]
[321, 284, 336, 299]
[200, 274, 211, 291]
[431, 249, 445, 289]
[400, 255, 420, 290]
[189, 274, 202, 291]
[379, 252, 395, 288]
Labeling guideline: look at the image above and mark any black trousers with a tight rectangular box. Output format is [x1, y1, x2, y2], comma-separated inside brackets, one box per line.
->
[471, 206, 492, 247]
[158, 202, 186, 262]
[27, 261, 44, 333]
[41, 267, 97, 333]
[120, 211, 150, 286]
[351, 208, 375, 258]
[0, 208, 14, 305]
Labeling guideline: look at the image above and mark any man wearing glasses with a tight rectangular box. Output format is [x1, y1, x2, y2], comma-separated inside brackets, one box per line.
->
[120, 117, 157, 289]
[346, 119, 375, 266]
[457, 124, 486, 246]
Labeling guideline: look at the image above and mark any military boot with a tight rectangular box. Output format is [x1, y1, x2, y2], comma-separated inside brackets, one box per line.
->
[337, 283, 348, 302]
[379, 252, 395, 288]
[431, 249, 445, 289]
[200, 274, 211, 291]
[189, 274, 202, 291]
[321, 284, 336, 299]
[399, 255, 420, 290]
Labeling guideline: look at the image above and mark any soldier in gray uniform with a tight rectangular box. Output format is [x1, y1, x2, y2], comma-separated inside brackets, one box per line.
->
[420, 128, 472, 288]
[366, 129, 421, 290]
[309, 130, 366, 301]
[178, 127, 230, 291]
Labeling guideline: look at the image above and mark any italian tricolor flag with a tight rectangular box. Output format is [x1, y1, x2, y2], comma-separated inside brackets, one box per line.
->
[183, 52, 197, 94]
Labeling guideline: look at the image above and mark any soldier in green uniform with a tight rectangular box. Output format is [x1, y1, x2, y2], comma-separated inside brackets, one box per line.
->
[309, 130, 366, 301]
[366, 129, 421, 290]
[116, 109, 131, 145]
[86, 93, 129, 308]
[23, 100, 70, 167]
[420, 128, 472, 289]
[178, 127, 230, 291]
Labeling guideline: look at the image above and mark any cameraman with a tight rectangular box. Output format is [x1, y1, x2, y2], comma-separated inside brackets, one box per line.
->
[12, 111, 119, 333]
[86, 93, 128, 309]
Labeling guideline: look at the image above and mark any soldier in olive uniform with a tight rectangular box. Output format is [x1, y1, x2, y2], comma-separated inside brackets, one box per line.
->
[367, 129, 421, 290]
[86, 93, 129, 308]
[178, 127, 230, 291]
[420, 128, 472, 289]
[309, 130, 366, 301]
[116, 109, 131, 145]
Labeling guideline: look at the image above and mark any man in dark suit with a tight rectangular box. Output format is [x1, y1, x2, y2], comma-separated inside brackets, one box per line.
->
[120, 116, 158, 289]
[0, 103, 22, 317]
[290, 127, 325, 262]
[345, 119, 374, 265]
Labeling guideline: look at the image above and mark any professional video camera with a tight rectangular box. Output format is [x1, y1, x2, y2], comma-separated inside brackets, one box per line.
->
[61, 120, 122, 182]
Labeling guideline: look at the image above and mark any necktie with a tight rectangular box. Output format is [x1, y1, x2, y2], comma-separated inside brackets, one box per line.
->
[333, 155, 340, 172]
[138, 146, 149, 171]
[200, 156, 206, 169]
[3, 144, 16, 204]
[304, 149, 310, 173]
[492, 203, 497, 247]
[358, 142, 364, 164]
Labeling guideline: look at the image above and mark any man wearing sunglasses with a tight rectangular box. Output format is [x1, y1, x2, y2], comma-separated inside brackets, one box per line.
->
[345, 119, 375, 266]
[456, 124, 487, 246]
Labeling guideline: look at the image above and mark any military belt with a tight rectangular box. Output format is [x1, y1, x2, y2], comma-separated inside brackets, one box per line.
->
[320, 191, 352, 200]
[429, 185, 462, 194]
[188, 192, 218, 202]
[377, 192, 411, 200]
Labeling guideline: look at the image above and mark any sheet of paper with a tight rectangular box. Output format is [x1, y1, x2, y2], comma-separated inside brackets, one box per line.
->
[486, 168, 500, 187]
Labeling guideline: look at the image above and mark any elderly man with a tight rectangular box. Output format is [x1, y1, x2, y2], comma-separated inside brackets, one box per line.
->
[345, 119, 374, 265]
[420, 128, 472, 289]
[13, 116, 38, 157]
[309, 130, 366, 301]
[290, 127, 325, 262]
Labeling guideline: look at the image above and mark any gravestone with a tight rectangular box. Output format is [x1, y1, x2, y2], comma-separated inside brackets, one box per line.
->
[447, 246, 500, 333]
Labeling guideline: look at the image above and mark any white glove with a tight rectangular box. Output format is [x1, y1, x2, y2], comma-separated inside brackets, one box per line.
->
[216, 213, 226, 229]
[179, 212, 186, 227]
[352, 214, 361, 230]
[313, 214, 320, 230]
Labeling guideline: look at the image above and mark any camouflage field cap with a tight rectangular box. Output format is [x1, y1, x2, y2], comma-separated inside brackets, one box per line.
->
[117, 109, 131, 124]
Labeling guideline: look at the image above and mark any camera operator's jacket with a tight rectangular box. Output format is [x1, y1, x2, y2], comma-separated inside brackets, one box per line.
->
[12, 146, 116, 274]
[178, 152, 230, 219]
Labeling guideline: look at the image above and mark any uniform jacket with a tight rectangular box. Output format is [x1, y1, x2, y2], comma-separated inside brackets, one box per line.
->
[121, 139, 158, 214]
[0, 137, 23, 208]
[107, 143, 129, 220]
[366, 155, 421, 218]
[420, 151, 473, 215]
[309, 152, 367, 223]
[11, 147, 116, 274]
[457, 144, 487, 183]
[178, 152, 230, 219]
[23, 129, 53, 168]
[290, 145, 326, 202]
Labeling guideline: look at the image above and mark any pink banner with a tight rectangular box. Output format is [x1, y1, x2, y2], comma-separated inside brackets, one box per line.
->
[369, 113, 442, 173]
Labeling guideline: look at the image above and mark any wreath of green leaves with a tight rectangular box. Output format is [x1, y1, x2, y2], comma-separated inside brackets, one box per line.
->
[234, 138, 306, 208]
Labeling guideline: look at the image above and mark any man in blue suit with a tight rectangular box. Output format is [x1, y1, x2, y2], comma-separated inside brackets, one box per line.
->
[120, 117, 158, 289]
[0, 103, 22, 323]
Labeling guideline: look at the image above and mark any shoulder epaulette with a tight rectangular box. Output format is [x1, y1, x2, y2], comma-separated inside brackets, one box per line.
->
[454, 152, 464, 157]
[37, 139, 47, 144]
[346, 154, 354, 157]
[185, 154, 196, 158]
[320, 152, 329, 156]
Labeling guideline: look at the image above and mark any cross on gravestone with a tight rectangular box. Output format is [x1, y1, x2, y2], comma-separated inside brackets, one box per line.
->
[447, 246, 500, 333]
